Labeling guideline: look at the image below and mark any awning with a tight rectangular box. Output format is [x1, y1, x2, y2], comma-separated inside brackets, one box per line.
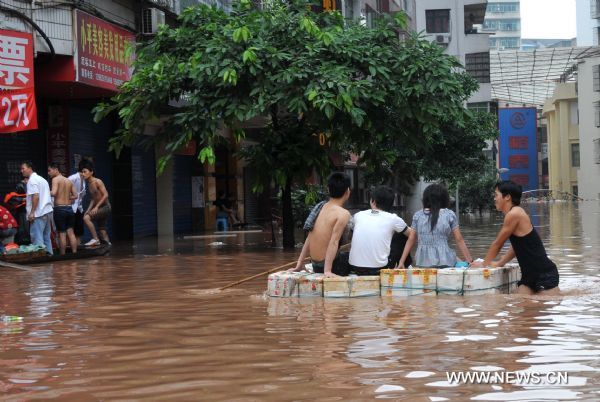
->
[490, 46, 600, 107]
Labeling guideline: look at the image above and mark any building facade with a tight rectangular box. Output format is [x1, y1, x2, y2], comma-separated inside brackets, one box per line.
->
[575, 56, 600, 200]
[483, 0, 521, 50]
[576, 0, 600, 46]
[542, 83, 580, 196]
[0, 0, 225, 241]
[411, 0, 494, 213]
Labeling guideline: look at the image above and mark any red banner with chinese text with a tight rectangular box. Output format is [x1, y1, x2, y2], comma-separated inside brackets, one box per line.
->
[75, 10, 135, 91]
[0, 29, 38, 133]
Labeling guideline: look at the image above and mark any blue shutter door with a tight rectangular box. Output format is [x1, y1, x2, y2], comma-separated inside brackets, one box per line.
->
[132, 146, 157, 237]
[172, 155, 192, 234]
[69, 104, 114, 237]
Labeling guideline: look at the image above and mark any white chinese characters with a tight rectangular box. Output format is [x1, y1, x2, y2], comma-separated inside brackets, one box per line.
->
[0, 34, 31, 87]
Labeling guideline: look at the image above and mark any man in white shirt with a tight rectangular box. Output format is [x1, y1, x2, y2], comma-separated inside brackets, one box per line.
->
[348, 186, 413, 275]
[20, 161, 54, 255]
[68, 160, 87, 245]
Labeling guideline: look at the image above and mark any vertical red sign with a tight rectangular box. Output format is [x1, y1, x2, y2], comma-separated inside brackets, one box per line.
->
[0, 29, 38, 133]
[75, 10, 135, 91]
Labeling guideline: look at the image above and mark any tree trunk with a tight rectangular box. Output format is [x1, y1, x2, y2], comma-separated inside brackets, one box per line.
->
[282, 177, 295, 249]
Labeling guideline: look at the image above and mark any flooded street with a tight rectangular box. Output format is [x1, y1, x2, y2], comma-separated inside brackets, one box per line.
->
[1, 202, 600, 401]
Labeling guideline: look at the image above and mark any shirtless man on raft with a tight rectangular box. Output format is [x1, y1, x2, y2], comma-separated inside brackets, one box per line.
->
[471, 180, 560, 295]
[290, 172, 352, 277]
[48, 163, 78, 255]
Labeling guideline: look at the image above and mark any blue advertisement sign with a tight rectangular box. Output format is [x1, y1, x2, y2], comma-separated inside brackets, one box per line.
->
[498, 107, 538, 191]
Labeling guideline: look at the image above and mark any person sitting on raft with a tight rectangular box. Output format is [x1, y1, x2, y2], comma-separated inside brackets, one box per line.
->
[348, 185, 414, 275]
[471, 180, 560, 295]
[289, 172, 352, 277]
[398, 183, 472, 268]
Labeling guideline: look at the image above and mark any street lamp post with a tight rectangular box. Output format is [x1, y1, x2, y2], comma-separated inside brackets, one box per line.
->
[455, 182, 460, 224]
[498, 167, 510, 178]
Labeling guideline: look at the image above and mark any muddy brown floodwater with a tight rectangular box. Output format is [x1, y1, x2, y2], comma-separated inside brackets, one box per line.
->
[1, 202, 600, 401]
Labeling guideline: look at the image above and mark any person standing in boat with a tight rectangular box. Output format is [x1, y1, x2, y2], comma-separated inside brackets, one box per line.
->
[81, 161, 111, 247]
[68, 160, 88, 246]
[471, 180, 560, 295]
[20, 161, 54, 255]
[48, 163, 78, 255]
[348, 186, 414, 275]
[289, 172, 352, 277]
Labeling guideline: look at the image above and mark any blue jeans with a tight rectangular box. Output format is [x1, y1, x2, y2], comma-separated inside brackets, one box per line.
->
[30, 213, 53, 255]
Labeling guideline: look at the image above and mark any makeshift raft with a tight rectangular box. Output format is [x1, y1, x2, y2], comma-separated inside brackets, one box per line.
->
[0, 244, 111, 265]
[267, 265, 521, 298]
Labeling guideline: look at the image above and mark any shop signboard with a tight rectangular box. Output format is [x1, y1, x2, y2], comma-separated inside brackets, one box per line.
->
[75, 10, 135, 91]
[0, 29, 38, 133]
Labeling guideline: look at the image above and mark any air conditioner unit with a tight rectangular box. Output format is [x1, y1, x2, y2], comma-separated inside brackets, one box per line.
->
[142, 8, 165, 35]
[436, 35, 451, 45]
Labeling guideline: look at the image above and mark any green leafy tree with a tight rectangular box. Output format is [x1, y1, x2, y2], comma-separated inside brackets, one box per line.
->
[450, 160, 498, 214]
[95, 0, 495, 247]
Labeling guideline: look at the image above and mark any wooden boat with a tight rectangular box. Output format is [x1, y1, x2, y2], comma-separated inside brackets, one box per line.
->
[0, 244, 110, 265]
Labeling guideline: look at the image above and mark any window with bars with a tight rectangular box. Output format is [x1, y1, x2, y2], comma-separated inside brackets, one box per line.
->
[426, 9, 450, 33]
[595, 102, 600, 127]
[465, 52, 490, 83]
[594, 65, 600, 92]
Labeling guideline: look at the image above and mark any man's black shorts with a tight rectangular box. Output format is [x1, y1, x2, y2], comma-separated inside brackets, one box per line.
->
[54, 206, 75, 233]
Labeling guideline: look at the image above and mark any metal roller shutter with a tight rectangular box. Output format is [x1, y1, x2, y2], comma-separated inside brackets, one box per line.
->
[69, 104, 114, 236]
[173, 155, 192, 234]
[132, 146, 157, 237]
[0, 130, 46, 197]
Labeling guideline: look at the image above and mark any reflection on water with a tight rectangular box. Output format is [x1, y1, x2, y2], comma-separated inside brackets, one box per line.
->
[1, 202, 600, 400]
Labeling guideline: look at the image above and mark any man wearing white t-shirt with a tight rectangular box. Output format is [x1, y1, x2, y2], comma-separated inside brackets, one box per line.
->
[20, 161, 54, 255]
[68, 160, 87, 245]
[348, 186, 413, 275]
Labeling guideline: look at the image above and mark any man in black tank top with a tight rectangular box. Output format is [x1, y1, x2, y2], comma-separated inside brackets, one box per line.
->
[471, 181, 559, 295]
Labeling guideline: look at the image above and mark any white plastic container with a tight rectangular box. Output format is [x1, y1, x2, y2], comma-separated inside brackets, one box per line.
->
[380, 268, 437, 296]
[323, 275, 380, 298]
[437, 267, 508, 295]
[298, 273, 324, 297]
[267, 271, 309, 297]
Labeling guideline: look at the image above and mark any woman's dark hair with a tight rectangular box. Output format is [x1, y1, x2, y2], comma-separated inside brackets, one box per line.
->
[327, 172, 351, 198]
[422, 184, 450, 231]
[495, 180, 522, 206]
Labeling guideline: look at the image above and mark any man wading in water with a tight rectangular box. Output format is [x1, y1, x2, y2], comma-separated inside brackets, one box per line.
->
[472, 180, 560, 295]
[289, 172, 352, 277]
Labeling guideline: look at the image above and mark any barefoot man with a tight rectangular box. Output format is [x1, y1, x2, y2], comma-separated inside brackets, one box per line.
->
[81, 161, 111, 246]
[48, 163, 78, 255]
[290, 172, 352, 277]
[471, 180, 559, 295]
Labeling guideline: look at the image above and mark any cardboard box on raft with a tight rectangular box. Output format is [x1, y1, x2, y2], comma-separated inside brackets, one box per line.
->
[266, 271, 380, 297]
[322, 275, 380, 298]
[379, 265, 520, 295]
[380, 268, 438, 296]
